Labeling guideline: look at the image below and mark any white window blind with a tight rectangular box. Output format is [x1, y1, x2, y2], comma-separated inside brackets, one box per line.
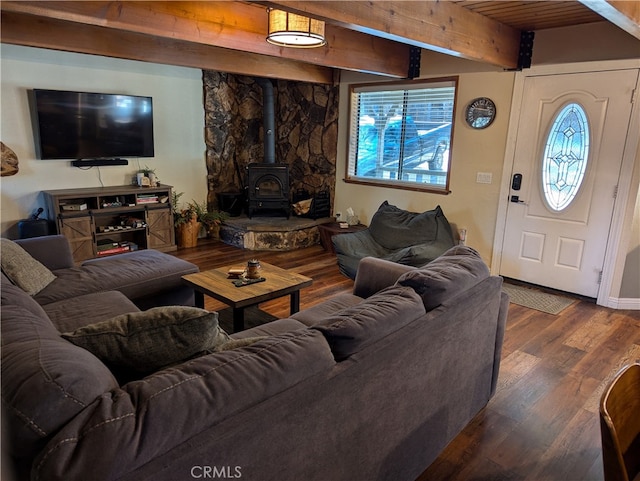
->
[347, 78, 457, 192]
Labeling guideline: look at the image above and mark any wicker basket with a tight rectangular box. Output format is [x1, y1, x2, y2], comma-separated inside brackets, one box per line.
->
[176, 221, 201, 248]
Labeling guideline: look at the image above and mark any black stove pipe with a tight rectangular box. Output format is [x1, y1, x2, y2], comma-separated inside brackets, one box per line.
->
[257, 78, 276, 164]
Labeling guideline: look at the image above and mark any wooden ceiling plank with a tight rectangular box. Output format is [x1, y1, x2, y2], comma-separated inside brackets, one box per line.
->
[0, 1, 410, 78]
[265, 0, 521, 69]
[0, 11, 335, 84]
[499, 7, 600, 26]
[578, 0, 640, 39]
[468, 3, 593, 22]
[472, 3, 551, 17]
[452, 1, 604, 31]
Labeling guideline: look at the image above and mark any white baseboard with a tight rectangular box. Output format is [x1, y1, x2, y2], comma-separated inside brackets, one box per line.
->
[605, 297, 640, 310]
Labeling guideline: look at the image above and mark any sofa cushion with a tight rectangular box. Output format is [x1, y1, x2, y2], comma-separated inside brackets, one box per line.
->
[397, 245, 490, 311]
[32, 330, 336, 481]
[62, 307, 230, 375]
[353, 256, 416, 299]
[368, 201, 454, 251]
[312, 285, 425, 360]
[1, 272, 49, 318]
[0, 238, 56, 295]
[231, 318, 307, 340]
[215, 336, 268, 351]
[44, 291, 140, 332]
[15, 235, 75, 270]
[1, 282, 119, 463]
[290, 293, 363, 327]
[33, 249, 198, 305]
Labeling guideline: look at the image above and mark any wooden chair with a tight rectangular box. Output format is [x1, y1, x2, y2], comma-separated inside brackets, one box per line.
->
[600, 363, 640, 481]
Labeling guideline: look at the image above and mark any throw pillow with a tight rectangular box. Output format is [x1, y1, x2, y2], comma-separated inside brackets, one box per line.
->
[312, 285, 425, 361]
[62, 306, 230, 374]
[0, 238, 56, 295]
[397, 245, 490, 311]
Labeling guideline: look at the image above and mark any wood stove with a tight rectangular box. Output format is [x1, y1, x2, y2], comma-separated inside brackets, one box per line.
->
[245, 79, 291, 218]
[247, 163, 290, 218]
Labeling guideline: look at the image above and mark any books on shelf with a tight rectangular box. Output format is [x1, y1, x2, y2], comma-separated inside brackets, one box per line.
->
[97, 246, 130, 256]
[136, 194, 159, 205]
[96, 240, 138, 256]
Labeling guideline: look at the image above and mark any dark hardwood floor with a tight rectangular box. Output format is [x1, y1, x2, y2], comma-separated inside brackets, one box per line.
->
[174, 240, 640, 481]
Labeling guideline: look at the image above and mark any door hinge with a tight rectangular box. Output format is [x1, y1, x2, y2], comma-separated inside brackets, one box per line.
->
[632, 88, 638, 104]
[613, 184, 618, 199]
[597, 270, 603, 285]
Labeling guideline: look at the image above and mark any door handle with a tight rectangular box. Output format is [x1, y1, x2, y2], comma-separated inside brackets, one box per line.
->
[511, 174, 526, 203]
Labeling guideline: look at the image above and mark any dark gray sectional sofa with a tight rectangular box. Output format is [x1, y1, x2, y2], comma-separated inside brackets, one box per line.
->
[11, 235, 199, 312]
[2, 237, 508, 481]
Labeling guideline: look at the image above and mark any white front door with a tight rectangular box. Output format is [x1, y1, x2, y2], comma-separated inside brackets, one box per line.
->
[499, 68, 638, 298]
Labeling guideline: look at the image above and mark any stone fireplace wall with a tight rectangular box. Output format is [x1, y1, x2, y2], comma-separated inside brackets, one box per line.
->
[203, 71, 339, 213]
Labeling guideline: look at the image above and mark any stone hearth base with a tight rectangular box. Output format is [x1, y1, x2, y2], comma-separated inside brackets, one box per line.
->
[220, 216, 333, 251]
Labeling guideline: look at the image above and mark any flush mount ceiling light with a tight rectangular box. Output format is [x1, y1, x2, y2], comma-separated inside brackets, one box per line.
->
[266, 9, 326, 48]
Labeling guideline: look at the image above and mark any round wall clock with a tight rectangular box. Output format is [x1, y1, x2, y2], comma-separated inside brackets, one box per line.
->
[465, 97, 496, 129]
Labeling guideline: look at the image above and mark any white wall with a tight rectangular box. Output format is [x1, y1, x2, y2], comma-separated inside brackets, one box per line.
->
[0, 45, 207, 238]
[334, 65, 516, 265]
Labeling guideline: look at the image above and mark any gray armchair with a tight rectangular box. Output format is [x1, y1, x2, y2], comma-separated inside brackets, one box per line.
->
[333, 201, 456, 279]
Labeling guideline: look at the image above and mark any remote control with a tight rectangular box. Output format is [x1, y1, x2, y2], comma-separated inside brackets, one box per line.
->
[232, 277, 266, 287]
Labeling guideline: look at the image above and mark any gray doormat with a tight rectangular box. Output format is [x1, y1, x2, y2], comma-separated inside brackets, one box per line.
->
[502, 282, 576, 315]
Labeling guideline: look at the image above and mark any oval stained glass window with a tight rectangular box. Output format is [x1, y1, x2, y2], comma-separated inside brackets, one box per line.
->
[541, 103, 590, 211]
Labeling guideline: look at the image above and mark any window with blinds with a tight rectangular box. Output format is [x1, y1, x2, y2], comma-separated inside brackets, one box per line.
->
[346, 77, 458, 193]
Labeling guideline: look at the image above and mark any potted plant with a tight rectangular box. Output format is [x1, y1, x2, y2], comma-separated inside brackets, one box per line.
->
[190, 199, 229, 240]
[173, 193, 229, 247]
[173, 193, 200, 248]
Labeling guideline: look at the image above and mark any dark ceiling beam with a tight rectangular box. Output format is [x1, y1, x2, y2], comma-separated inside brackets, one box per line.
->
[264, 0, 522, 69]
[0, 1, 411, 78]
[579, 0, 640, 39]
[0, 11, 336, 84]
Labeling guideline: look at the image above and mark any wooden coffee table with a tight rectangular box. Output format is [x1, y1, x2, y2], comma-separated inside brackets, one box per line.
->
[182, 262, 312, 332]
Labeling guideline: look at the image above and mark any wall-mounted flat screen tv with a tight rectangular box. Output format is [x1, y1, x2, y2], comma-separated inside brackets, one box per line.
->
[30, 89, 154, 160]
